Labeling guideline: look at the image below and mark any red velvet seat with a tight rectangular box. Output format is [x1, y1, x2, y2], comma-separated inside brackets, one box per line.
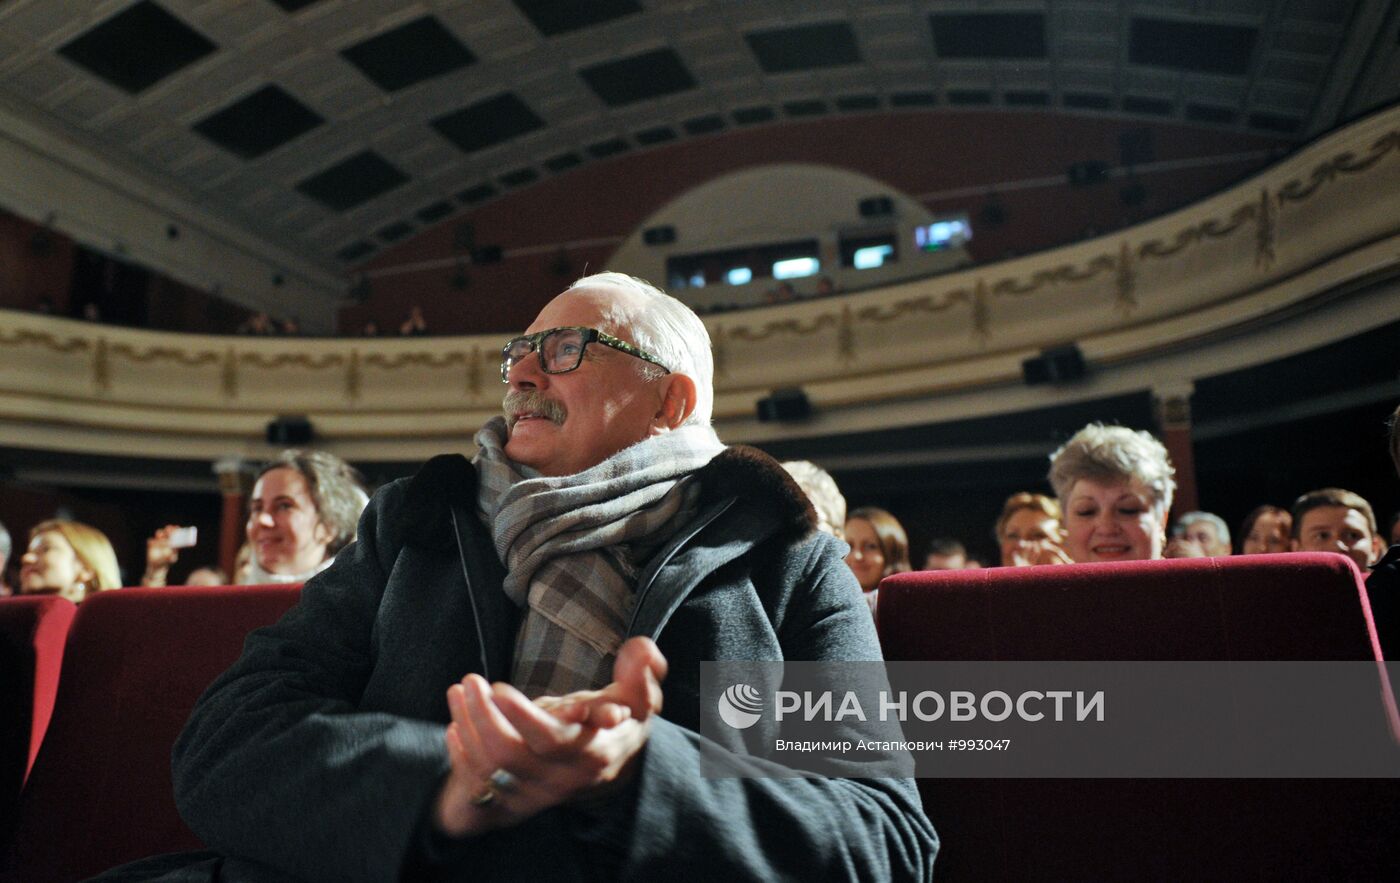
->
[0, 585, 301, 883]
[877, 553, 1400, 881]
[0, 596, 76, 846]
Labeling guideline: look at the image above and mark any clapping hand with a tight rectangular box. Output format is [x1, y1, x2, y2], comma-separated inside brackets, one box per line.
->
[1007, 538, 1075, 567]
[433, 637, 667, 837]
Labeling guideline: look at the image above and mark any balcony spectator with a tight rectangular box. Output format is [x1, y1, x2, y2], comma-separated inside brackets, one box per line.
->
[238, 312, 275, 335]
[400, 304, 428, 336]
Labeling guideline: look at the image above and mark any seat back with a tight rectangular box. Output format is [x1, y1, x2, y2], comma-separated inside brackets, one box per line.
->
[878, 552, 1386, 662]
[877, 553, 1400, 881]
[1, 585, 300, 883]
[0, 596, 76, 845]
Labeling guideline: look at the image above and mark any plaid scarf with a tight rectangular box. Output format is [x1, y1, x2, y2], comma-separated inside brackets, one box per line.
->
[473, 416, 724, 697]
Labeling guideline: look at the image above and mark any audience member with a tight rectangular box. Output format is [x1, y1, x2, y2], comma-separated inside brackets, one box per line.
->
[186, 567, 227, 587]
[18, 519, 121, 603]
[232, 541, 255, 585]
[923, 537, 968, 570]
[361, 320, 380, 337]
[400, 304, 428, 336]
[815, 276, 837, 297]
[142, 525, 228, 587]
[1165, 510, 1232, 558]
[103, 271, 934, 880]
[1387, 510, 1400, 547]
[1048, 423, 1176, 562]
[0, 519, 11, 597]
[280, 317, 301, 335]
[995, 491, 1072, 567]
[1291, 487, 1384, 570]
[1238, 504, 1293, 554]
[1364, 404, 1399, 657]
[142, 524, 193, 587]
[780, 460, 846, 538]
[844, 506, 912, 615]
[238, 312, 275, 335]
[765, 281, 798, 304]
[245, 450, 369, 583]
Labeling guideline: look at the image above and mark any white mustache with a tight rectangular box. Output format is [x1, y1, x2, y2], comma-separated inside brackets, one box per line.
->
[503, 390, 566, 427]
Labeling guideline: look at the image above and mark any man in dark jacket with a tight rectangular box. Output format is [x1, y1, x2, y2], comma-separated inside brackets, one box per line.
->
[1365, 403, 1400, 659]
[154, 273, 936, 881]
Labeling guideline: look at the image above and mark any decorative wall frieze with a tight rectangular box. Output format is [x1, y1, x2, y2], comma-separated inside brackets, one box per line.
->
[0, 107, 1396, 459]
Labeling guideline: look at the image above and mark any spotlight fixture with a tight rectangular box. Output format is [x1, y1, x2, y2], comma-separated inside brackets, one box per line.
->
[979, 194, 1007, 228]
[1021, 344, 1086, 385]
[756, 387, 812, 422]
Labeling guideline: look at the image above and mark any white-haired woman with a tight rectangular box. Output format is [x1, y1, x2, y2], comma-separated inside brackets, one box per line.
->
[1047, 424, 1177, 562]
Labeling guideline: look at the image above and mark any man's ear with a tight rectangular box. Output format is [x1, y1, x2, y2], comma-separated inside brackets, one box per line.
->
[654, 373, 697, 430]
[1371, 535, 1386, 566]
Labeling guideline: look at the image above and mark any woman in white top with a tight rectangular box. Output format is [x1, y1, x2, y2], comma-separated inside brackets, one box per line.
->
[244, 450, 369, 584]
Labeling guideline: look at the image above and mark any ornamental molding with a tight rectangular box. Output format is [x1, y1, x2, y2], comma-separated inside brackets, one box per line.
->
[0, 107, 1396, 460]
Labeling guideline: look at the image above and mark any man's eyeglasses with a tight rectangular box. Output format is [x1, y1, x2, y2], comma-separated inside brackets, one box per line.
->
[501, 326, 671, 382]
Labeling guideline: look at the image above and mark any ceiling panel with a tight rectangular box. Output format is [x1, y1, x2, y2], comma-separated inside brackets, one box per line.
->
[0, 0, 1387, 274]
[57, 1, 217, 94]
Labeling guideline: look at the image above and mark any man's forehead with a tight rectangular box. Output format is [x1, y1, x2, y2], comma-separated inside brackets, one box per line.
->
[1302, 505, 1367, 527]
[526, 286, 638, 337]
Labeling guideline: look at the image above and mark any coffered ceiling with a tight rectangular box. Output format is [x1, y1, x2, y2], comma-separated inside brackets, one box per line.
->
[0, 0, 1396, 285]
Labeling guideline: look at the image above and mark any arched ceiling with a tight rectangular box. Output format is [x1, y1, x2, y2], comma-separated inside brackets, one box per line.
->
[1, 0, 1397, 296]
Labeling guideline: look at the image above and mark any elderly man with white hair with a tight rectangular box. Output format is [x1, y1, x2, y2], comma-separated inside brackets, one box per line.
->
[1165, 511, 1233, 558]
[102, 273, 935, 882]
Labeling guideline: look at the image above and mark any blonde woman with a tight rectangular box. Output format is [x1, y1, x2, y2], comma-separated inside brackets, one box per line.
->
[19, 519, 122, 603]
[995, 492, 1072, 567]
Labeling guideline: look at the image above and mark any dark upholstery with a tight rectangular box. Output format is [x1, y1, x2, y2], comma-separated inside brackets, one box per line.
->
[0, 596, 76, 846]
[0, 585, 300, 883]
[877, 552, 1400, 881]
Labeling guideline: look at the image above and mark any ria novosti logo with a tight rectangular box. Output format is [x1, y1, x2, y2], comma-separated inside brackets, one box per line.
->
[718, 683, 764, 729]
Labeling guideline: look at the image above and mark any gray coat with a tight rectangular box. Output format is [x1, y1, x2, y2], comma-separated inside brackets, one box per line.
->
[170, 447, 937, 882]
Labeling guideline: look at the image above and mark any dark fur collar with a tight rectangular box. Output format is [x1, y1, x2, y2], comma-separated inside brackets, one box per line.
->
[693, 445, 818, 540]
[401, 443, 818, 551]
[403, 453, 475, 551]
